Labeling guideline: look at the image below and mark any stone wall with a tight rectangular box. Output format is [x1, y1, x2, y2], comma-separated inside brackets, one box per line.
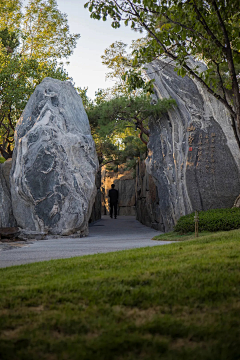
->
[101, 165, 136, 216]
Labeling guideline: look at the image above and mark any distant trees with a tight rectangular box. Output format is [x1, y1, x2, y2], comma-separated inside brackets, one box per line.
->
[0, 0, 80, 159]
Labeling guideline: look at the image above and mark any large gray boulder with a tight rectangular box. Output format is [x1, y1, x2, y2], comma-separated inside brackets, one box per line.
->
[0, 164, 16, 227]
[11, 77, 98, 236]
[146, 58, 240, 232]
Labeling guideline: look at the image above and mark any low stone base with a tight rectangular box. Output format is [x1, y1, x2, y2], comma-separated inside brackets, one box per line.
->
[0, 227, 20, 239]
[18, 229, 48, 241]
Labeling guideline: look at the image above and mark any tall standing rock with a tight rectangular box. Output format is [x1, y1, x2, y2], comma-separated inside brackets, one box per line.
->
[146, 58, 240, 232]
[11, 78, 98, 236]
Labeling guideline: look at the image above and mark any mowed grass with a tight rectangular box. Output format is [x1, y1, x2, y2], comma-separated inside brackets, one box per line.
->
[1, 230, 240, 360]
[152, 231, 214, 241]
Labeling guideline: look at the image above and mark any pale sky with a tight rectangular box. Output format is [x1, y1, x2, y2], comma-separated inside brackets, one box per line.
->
[56, 0, 141, 99]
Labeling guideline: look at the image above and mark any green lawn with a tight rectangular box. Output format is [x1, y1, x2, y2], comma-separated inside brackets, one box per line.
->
[152, 231, 214, 241]
[1, 229, 240, 360]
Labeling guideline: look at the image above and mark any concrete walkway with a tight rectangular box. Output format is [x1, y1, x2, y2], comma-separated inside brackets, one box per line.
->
[0, 216, 171, 268]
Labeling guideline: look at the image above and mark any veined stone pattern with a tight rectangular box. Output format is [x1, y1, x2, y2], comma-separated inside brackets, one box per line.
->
[146, 57, 240, 232]
[10, 78, 98, 236]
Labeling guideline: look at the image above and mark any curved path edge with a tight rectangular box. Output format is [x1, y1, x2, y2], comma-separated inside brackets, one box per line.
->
[0, 216, 172, 268]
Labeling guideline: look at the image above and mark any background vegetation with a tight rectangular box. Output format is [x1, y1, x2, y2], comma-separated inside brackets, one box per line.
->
[174, 208, 240, 233]
[0, 0, 80, 159]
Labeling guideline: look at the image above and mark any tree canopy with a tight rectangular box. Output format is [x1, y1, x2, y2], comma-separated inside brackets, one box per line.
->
[100, 39, 153, 96]
[84, 0, 240, 147]
[79, 39, 175, 170]
[0, 0, 80, 159]
[86, 92, 175, 169]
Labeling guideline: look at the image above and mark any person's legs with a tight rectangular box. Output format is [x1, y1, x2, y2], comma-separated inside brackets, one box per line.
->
[114, 203, 117, 219]
[110, 203, 113, 218]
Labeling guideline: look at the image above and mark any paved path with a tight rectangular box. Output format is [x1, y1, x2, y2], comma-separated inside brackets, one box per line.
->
[0, 216, 171, 268]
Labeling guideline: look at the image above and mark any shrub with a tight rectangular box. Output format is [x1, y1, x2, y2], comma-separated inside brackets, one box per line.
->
[0, 157, 6, 164]
[174, 208, 240, 233]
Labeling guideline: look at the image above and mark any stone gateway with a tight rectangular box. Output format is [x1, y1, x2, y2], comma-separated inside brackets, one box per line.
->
[10, 78, 99, 236]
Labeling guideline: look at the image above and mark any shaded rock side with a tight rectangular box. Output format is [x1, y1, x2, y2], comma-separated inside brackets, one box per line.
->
[136, 159, 164, 231]
[1, 158, 12, 191]
[0, 227, 20, 240]
[89, 169, 102, 223]
[10, 77, 98, 236]
[0, 164, 16, 227]
[146, 58, 240, 232]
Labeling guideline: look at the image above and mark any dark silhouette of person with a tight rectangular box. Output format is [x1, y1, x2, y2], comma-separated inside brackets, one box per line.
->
[108, 184, 118, 219]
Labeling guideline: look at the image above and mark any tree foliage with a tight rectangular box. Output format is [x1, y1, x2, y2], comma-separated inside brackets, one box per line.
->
[101, 39, 154, 96]
[86, 94, 175, 168]
[84, 0, 240, 147]
[101, 40, 132, 96]
[21, 0, 79, 61]
[81, 38, 176, 169]
[0, 0, 80, 159]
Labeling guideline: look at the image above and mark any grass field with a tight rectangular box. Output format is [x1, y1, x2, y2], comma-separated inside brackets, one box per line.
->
[1, 229, 240, 360]
[152, 231, 214, 241]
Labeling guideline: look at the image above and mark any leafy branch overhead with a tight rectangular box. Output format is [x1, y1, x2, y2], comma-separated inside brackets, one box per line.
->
[84, 0, 240, 148]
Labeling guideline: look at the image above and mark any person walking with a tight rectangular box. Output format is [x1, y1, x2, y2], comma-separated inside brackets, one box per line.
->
[108, 184, 118, 219]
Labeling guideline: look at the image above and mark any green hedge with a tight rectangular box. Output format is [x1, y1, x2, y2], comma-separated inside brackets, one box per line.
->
[174, 208, 240, 233]
[0, 157, 5, 164]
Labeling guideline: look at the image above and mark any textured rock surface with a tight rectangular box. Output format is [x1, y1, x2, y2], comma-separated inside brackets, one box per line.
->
[101, 166, 136, 216]
[146, 57, 240, 232]
[136, 159, 164, 231]
[89, 170, 102, 223]
[115, 178, 136, 216]
[1, 159, 12, 191]
[11, 77, 98, 236]
[0, 164, 16, 227]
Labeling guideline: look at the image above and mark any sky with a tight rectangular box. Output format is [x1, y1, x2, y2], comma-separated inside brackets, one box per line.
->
[55, 0, 141, 99]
